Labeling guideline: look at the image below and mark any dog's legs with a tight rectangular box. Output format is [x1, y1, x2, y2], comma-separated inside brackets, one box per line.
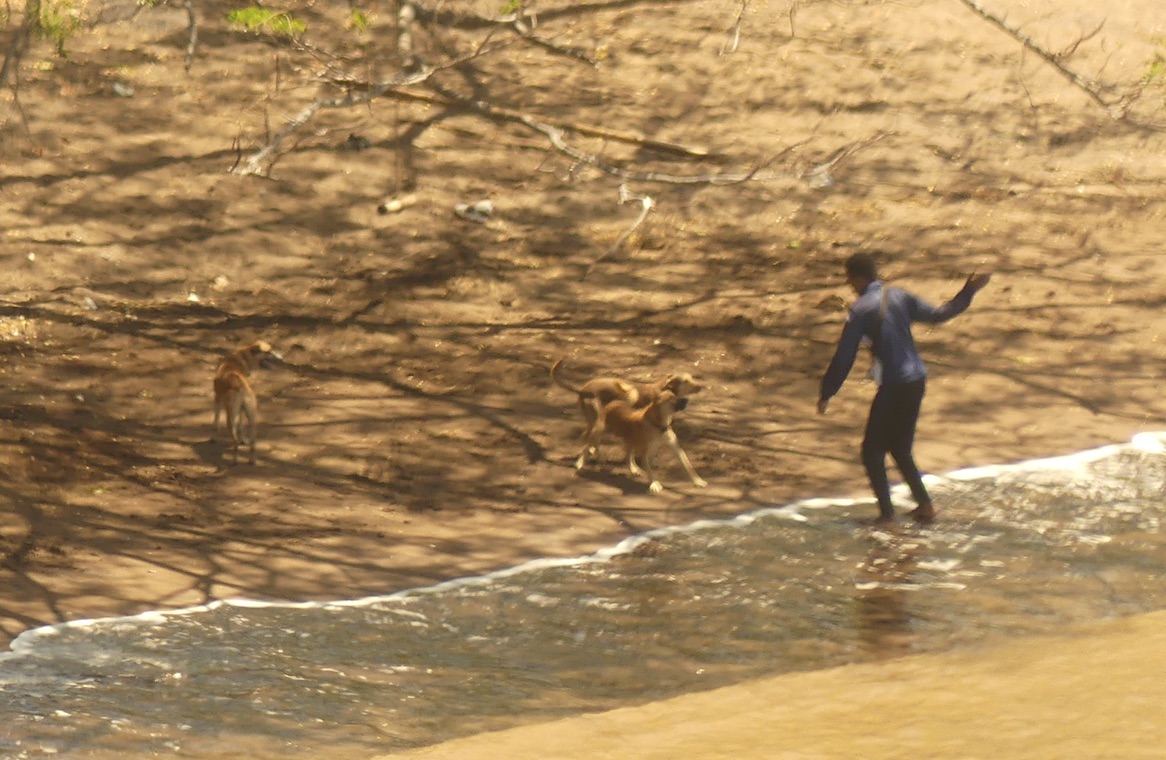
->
[663, 429, 707, 488]
[620, 445, 660, 492]
[625, 448, 645, 477]
[641, 450, 664, 494]
[225, 403, 240, 463]
[212, 401, 222, 441]
[575, 422, 602, 470]
[574, 398, 603, 470]
[239, 395, 258, 465]
[575, 422, 600, 470]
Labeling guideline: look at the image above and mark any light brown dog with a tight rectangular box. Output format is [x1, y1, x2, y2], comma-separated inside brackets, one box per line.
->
[593, 390, 708, 494]
[212, 341, 282, 464]
[550, 358, 703, 470]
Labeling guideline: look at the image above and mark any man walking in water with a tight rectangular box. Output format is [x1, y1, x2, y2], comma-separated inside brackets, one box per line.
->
[817, 253, 991, 525]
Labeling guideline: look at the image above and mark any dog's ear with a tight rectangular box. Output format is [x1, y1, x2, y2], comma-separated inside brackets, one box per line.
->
[675, 397, 689, 411]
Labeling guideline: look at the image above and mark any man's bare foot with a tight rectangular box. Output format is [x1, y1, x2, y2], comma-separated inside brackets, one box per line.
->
[871, 514, 896, 528]
[908, 505, 936, 524]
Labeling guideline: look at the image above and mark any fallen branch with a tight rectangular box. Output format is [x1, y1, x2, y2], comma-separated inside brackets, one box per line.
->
[526, 114, 778, 183]
[231, 68, 437, 176]
[386, 86, 712, 159]
[955, 0, 1125, 117]
[801, 131, 888, 189]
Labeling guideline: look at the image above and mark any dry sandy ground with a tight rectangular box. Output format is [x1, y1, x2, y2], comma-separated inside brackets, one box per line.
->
[1, 1, 1166, 749]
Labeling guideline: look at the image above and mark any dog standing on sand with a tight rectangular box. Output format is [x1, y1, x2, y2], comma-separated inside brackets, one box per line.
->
[213, 341, 282, 464]
[551, 359, 706, 491]
[550, 358, 703, 470]
[595, 390, 708, 493]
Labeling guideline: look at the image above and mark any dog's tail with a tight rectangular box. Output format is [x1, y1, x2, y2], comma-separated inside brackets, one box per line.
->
[550, 358, 581, 394]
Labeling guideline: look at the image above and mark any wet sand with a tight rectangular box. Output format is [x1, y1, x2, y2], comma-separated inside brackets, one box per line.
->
[381, 610, 1166, 759]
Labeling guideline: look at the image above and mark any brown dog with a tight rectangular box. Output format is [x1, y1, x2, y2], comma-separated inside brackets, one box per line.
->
[212, 341, 282, 464]
[593, 390, 707, 494]
[550, 358, 703, 470]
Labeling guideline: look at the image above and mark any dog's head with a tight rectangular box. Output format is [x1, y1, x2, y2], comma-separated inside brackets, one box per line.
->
[650, 389, 683, 424]
[247, 341, 284, 369]
[663, 373, 703, 399]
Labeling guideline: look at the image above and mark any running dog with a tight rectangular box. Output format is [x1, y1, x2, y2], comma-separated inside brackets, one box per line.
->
[212, 340, 282, 464]
[592, 390, 708, 494]
[550, 358, 703, 470]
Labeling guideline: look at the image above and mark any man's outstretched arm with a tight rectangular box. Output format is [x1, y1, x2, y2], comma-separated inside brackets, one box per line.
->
[909, 272, 992, 325]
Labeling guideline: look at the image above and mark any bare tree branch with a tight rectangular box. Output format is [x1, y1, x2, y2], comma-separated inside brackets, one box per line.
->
[955, 0, 1128, 117]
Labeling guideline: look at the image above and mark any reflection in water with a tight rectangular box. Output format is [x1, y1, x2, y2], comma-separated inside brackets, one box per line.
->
[855, 534, 922, 659]
[3, 435, 1166, 758]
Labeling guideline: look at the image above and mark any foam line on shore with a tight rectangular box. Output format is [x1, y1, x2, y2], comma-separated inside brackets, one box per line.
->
[4, 431, 1161, 665]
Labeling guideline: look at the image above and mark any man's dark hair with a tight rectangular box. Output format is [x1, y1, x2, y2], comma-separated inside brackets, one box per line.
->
[845, 252, 879, 281]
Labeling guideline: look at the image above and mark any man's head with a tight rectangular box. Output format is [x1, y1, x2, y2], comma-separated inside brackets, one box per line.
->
[844, 252, 879, 294]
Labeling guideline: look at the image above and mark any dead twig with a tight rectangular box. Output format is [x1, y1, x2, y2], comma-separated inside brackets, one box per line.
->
[721, 0, 748, 55]
[583, 184, 655, 278]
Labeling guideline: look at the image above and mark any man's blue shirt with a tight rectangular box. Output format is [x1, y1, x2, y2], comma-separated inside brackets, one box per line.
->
[819, 280, 977, 401]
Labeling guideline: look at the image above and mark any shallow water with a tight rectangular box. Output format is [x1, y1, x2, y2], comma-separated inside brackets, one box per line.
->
[3, 434, 1166, 759]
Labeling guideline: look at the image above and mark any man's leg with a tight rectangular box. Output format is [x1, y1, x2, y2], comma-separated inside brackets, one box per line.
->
[862, 387, 896, 520]
[886, 379, 934, 520]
